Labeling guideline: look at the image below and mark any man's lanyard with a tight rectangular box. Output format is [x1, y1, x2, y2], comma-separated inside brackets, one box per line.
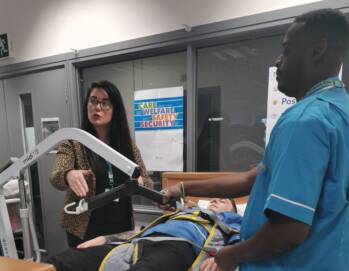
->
[305, 77, 345, 98]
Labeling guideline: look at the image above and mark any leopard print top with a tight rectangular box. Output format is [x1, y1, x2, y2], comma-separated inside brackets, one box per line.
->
[50, 140, 153, 239]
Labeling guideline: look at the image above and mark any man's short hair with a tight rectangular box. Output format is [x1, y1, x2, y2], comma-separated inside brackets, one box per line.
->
[295, 9, 349, 52]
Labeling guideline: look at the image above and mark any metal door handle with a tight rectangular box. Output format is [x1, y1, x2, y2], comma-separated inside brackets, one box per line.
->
[208, 117, 224, 122]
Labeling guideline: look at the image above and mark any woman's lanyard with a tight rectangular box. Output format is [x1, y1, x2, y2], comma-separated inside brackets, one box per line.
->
[106, 162, 119, 202]
[107, 162, 114, 188]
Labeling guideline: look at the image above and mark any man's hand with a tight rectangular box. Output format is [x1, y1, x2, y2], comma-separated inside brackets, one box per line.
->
[158, 184, 181, 211]
[215, 246, 239, 271]
[166, 183, 181, 198]
[66, 169, 94, 197]
[77, 236, 106, 249]
[200, 257, 219, 271]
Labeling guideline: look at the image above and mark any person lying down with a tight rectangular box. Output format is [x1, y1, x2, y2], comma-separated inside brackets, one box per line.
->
[48, 198, 242, 271]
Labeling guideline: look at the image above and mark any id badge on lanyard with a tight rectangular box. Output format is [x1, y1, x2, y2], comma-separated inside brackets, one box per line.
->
[105, 162, 119, 202]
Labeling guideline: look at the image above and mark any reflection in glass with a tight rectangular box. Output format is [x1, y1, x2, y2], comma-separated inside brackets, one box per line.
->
[197, 36, 282, 171]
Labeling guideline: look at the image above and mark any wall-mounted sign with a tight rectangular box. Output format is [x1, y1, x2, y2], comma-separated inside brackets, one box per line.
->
[0, 33, 10, 59]
[41, 117, 60, 140]
[41, 117, 60, 153]
[265, 67, 296, 146]
[134, 86, 184, 171]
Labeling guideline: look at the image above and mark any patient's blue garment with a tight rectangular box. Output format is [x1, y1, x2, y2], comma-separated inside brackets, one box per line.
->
[142, 211, 242, 254]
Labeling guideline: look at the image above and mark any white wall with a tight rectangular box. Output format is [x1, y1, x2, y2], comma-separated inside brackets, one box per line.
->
[0, 0, 322, 64]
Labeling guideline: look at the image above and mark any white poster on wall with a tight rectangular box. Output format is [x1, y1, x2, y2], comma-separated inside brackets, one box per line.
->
[134, 86, 184, 171]
[266, 66, 343, 146]
[265, 67, 296, 146]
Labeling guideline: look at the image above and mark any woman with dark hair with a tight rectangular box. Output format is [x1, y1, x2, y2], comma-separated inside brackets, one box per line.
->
[50, 80, 152, 247]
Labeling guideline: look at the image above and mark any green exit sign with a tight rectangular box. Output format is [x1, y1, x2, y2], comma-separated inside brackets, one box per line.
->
[0, 33, 10, 58]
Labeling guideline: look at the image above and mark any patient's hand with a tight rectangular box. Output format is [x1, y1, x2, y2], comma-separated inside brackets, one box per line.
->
[77, 236, 106, 249]
[200, 257, 218, 271]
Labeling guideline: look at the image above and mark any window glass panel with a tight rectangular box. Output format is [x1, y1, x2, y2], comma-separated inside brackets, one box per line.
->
[197, 36, 283, 171]
[81, 52, 186, 205]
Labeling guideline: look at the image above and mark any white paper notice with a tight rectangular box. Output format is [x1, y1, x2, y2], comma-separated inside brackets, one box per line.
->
[265, 67, 296, 146]
[134, 86, 184, 171]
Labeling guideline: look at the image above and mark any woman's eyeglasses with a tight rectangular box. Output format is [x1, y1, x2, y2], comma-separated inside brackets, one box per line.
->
[88, 96, 112, 111]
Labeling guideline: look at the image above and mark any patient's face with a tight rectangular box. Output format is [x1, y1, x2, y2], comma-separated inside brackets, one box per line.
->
[207, 199, 234, 213]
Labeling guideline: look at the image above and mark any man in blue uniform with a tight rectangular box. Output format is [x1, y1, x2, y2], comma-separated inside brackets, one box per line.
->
[163, 8, 349, 271]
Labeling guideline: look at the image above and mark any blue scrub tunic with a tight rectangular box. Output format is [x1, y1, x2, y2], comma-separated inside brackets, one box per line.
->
[240, 77, 349, 270]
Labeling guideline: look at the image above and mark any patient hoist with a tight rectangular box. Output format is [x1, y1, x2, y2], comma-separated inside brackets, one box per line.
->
[64, 178, 170, 215]
[0, 128, 173, 262]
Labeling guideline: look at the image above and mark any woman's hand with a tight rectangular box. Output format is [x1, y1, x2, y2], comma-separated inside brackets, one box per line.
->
[200, 257, 219, 271]
[66, 169, 94, 197]
[137, 176, 144, 186]
[77, 236, 106, 249]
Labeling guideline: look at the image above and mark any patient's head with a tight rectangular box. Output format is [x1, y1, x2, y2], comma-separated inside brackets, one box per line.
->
[206, 198, 237, 213]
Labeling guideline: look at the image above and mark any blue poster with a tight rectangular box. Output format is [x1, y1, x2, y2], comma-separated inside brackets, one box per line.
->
[134, 97, 184, 131]
[134, 87, 184, 171]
